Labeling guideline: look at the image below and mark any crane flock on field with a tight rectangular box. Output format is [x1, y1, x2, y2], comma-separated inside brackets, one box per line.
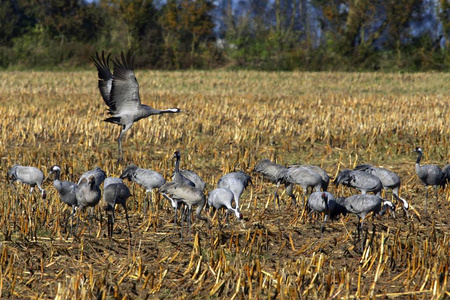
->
[5, 51, 450, 249]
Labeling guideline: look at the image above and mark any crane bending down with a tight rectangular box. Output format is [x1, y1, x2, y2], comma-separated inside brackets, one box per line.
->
[208, 187, 243, 228]
[354, 164, 409, 216]
[8, 165, 46, 199]
[92, 51, 183, 162]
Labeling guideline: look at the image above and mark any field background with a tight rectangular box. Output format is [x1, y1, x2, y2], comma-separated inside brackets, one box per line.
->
[0, 71, 449, 299]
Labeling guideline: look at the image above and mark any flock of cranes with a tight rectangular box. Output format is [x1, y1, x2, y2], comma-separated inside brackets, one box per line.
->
[6, 146, 450, 244]
[5, 51, 450, 246]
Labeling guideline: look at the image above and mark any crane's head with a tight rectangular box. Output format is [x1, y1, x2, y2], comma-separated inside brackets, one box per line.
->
[414, 147, 422, 153]
[235, 207, 243, 220]
[49, 165, 61, 174]
[173, 150, 181, 160]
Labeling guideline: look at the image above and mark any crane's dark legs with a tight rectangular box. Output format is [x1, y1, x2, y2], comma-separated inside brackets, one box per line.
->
[425, 187, 429, 214]
[274, 182, 281, 209]
[123, 204, 132, 238]
[286, 183, 296, 206]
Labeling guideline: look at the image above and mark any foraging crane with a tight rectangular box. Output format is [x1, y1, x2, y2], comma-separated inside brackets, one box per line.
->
[8, 164, 46, 199]
[101, 182, 132, 238]
[290, 164, 330, 191]
[208, 187, 243, 227]
[92, 51, 183, 162]
[334, 169, 382, 196]
[159, 181, 209, 240]
[172, 151, 205, 191]
[120, 164, 165, 210]
[354, 164, 409, 216]
[307, 191, 336, 233]
[75, 175, 102, 230]
[217, 171, 251, 209]
[48, 165, 78, 225]
[78, 166, 106, 188]
[413, 147, 443, 214]
[103, 177, 123, 188]
[253, 159, 295, 207]
[284, 165, 322, 206]
[341, 194, 395, 250]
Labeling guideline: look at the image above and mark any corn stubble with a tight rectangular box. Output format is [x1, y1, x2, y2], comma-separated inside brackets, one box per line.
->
[0, 70, 449, 299]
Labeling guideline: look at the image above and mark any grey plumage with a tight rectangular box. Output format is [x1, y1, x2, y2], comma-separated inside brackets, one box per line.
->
[441, 164, 450, 188]
[290, 164, 330, 191]
[284, 165, 322, 206]
[217, 171, 251, 209]
[76, 175, 102, 211]
[120, 164, 165, 210]
[48, 165, 78, 214]
[159, 181, 209, 240]
[92, 51, 183, 162]
[342, 194, 395, 231]
[414, 147, 443, 214]
[334, 169, 382, 196]
[253, 159, 295, 207]
[354, 164, 409, 215]
[8, 164, 46, 199]
[172, 151, 205, 191]
[208, 187, 243, 227]
[78, 167, 106, 188]
[101, 182, 132, 238]
[307, 191, 336, 233]
[104, 177, 123, 188]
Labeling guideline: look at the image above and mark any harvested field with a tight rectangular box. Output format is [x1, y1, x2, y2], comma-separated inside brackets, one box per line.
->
[0, 70, 449, 299]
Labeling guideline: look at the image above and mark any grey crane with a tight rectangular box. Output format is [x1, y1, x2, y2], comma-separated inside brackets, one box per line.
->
[307, 191, 337, 233]
[100, 182, 132, 238]
[341, 194, 395, 250]
[104, 176, 123, 188]
[333, 169, 382, 196]
[354, 164, 409, 216]
[414, 147, 443, 214]
[78, 166, 106, 188]
[75, 175, 102, 231]
[290, 164, 330, 191]
[253, 159, 295, 207]
[48, 165, 78, 229]
[283, 165, 322, 206]
[120, 164, 165, 210]
[172, 151, 205, 191]
[7, 164, 46, 199]
[159, 181, 209, 240]
[208, 187, 243, 227]
[92, 51, 183, 162]
[217, 171, 252, 210]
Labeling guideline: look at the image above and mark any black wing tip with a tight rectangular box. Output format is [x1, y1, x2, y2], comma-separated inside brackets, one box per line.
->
[112, 50, 135, 71]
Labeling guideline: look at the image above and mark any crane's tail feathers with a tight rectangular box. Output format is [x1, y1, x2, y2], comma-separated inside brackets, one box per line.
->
[104, 117, 121, 124]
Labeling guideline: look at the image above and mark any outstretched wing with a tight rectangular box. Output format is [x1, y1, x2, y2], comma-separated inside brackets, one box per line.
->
[91, 51, 113, 108]
[110, 51, 142, 114]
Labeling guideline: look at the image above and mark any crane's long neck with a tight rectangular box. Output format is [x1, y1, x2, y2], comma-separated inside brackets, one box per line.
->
[195, 196, 210, 225]
[322, 194, 329, 211]
[415, 151, 422, 174]
[174, 156, 181, 174]
[143, 106, 180, 117]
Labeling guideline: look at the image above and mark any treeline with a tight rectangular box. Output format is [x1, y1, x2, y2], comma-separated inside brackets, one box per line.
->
[1, 0, 450, 71]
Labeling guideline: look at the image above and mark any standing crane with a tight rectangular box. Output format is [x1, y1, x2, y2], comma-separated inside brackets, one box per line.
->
[48, 165, 78, 231]
[159, 182, 209, 240]
[253, 159, 295, 207]
[75, 175, 102, 232]
[217, 171, 251, 209]
[413, 147, 443, 214]
[341, 194, 395, 250]
[8, 164, 46, 199]
[284, 165, 322, 206]
[120, 164, 165, 211]
[78, 166, 106, 188]
[101, 182, 132, 238]
[334, 169, 382, 196]
[208, 187, 243, 228]
[92, 51, 183, 162]
[354, 164, 409, 216]
[172, 151, 205, 191]
[307, 191, 337, 233]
